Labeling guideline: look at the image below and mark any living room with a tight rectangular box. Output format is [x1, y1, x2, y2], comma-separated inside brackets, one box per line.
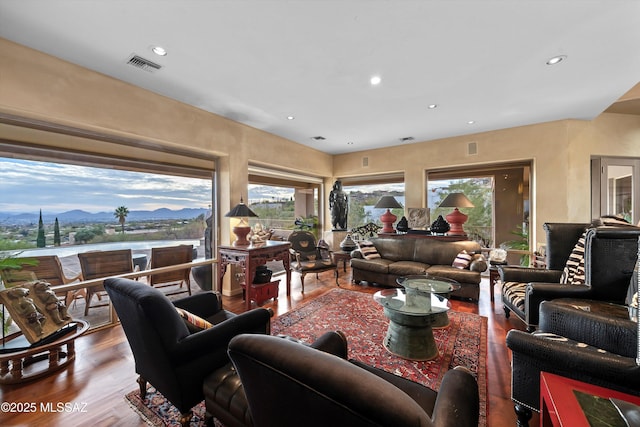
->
[1, 2, 640, 426]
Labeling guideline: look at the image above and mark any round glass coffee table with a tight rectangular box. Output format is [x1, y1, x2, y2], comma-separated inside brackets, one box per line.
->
[373, 275, 460, 360]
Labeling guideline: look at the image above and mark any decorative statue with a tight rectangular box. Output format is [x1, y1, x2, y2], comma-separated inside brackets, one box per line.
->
[329, 180, 348, 230]
[6, 287, 45, 337]
[33, 280, 70, 325]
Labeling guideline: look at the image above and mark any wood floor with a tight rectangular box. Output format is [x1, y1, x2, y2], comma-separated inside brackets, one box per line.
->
[0, 267, 538, 427]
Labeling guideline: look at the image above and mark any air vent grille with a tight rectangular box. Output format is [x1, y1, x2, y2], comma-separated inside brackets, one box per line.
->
[126, 54, 162, 72]
[311, 136, 326, 141]
[399, 136, 414, 142]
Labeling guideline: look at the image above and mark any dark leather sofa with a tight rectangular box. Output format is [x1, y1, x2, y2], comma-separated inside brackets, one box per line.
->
[351, 237, 487, 301]
[500, 223, 640, 330]
[506, 298, 640, 426]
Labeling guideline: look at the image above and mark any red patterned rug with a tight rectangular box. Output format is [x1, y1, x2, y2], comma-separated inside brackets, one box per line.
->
[125, 287, 488, 426]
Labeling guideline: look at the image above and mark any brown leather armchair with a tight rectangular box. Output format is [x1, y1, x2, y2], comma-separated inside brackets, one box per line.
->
[501, 223, 639, 330]
[228, 333, 480, 427]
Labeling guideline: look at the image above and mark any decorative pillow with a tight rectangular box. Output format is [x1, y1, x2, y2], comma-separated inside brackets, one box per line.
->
[175, 307, 213, 332]
[358, 240, 381, 260]
[560, 232, 586, 285]
[452, 250, 472, 269]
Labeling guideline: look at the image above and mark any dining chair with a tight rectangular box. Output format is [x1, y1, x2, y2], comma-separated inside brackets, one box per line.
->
[78, 249, 134, 315]
[0, 255, 84, 307]
[146, 245, 193, 296]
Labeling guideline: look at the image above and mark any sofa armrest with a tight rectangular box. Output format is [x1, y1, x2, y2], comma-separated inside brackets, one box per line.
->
[499, 266, 563, 283]
[525, 284, 593, 326]
[470, 254, 487, 272]
[350, 249, 364, 259]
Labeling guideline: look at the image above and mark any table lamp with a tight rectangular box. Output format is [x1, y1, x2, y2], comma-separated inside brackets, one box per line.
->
[374, 196, 403, 233]
[225, 197, 258, 246]
[438, 192, 474, 236]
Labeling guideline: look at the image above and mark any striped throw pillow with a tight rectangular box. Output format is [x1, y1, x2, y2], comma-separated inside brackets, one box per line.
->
[176, 307, 213, 332]
[358, 240, 381, 260]
[452, 250, 473, 269]
[560, 232, 586, 285]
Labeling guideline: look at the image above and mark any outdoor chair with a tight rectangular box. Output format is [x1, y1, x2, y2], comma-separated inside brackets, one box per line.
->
[78, 249, 134, 315]
[0, 255, 84, 307]
[147, 245, 193, 296]
[104, 277, 272, 427]
[287, 230, 338, 292]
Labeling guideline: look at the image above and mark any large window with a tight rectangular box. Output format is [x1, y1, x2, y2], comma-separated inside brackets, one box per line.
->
[340, 174, 405, 231]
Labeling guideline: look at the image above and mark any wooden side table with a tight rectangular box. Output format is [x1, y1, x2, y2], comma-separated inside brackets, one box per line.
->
[0, 320, 89, 384]
[218, 241, 291, 311]
[333, 251, 352, 272]
[489, 261, 508, 302]
[540, 372, 640, 427]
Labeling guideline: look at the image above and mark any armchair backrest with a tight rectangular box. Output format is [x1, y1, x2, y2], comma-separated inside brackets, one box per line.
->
[543, 223, 590, 270]
[1, 255, 75, 287]
[104, 278, 191, 406]
[288, 231, 320, 260]
[228, 333, 434, 427]
[148, 245, 193, 286]
[78, 249, 134, 280]
[584, 226, 640, 303]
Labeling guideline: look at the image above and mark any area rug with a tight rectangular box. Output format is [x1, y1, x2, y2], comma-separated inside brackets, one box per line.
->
[125, 287, 488, 426]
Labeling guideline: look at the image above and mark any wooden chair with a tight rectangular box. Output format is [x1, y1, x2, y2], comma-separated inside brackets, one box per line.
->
[0, 255, 83, 307]
[78, 249, 134, 315]
[146, 245, 193, 297]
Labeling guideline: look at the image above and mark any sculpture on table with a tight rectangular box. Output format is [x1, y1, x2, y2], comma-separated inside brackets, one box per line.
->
[329, 180, 348, 231]
[33, 281, 70, 325]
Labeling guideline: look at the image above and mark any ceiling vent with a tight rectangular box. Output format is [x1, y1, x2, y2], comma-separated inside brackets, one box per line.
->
[311, 136, 326, 141]
[126, 54, 162, 72]
[399, 136, 414, 142]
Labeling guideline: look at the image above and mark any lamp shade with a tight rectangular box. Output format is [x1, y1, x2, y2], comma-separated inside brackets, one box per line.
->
[225, 197, 257, 246]
[225, 197, 258, 218]
[374, 196, 403, 209]
[438, 193, 474, 208]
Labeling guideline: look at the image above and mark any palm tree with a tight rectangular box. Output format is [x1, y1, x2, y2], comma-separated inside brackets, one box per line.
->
[114, 206, 129, 234]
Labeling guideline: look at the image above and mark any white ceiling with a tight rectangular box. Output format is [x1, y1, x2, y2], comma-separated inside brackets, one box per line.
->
[2, 1, 640, 155]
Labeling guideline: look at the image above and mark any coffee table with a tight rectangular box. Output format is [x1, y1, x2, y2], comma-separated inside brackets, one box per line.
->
[374, 276, 459, 360]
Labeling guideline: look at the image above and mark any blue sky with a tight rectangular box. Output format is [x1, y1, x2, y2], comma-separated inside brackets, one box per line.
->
[0, 158, 213, 214]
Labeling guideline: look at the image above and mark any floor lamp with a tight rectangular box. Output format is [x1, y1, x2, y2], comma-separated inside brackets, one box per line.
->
[374, 196, 403, 233]
[438, 192, 474, 236]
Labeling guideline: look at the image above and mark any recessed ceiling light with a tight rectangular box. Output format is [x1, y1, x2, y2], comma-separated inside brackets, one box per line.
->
[370, 75, 382, 86]
[347, 141, 354, 145]
[152, 46, 167, 56]
[287, 115, 295, 120]
[546, 55, 567, 65]
[467, 120, 475, 125]
[428, 104, 438, 109]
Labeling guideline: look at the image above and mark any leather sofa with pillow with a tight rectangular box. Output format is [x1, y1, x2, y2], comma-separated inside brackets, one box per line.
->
[350, 237, 487, 301]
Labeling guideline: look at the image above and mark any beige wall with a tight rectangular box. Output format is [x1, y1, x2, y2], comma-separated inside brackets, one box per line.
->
[333, 116, 640, 247]
[2, 37, 640, 251]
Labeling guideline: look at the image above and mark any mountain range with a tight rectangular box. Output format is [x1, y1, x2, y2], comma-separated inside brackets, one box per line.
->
[0, 208, 210, 225]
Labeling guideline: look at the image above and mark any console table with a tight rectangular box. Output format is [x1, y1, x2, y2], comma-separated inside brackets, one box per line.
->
[218, 241, 291, 311]
[377, 232, 467, 241]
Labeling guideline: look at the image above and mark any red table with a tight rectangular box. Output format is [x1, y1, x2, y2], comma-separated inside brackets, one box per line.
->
[540, 372, 640, 426]
[218, 241, 291, 311]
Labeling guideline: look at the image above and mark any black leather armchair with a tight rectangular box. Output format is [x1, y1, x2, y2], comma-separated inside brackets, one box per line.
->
[227, 333, 480, 427]
[103, 277, 272, 427]
[506, 298, 640, 426]
[501, 223, 639, 330]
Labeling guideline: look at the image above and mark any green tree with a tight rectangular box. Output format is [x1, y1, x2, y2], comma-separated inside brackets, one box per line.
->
[114, 206, 129, 233]
[36, 209, 46, 248]
[53, 217, 61, 246]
